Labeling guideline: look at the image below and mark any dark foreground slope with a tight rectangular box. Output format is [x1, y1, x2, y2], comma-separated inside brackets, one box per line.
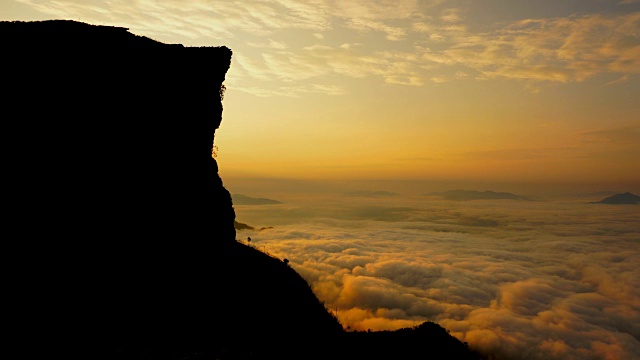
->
[3, 20, 480, 360]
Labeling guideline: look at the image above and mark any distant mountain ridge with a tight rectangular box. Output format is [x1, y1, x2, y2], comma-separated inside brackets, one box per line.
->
[591, 192, 640, 204]
[234, 220, 254, 230]
[232, 193, 282, 205]
[234, 220, 273, 231]
[345, 190, 400, 197]
[428, 189, 531, 201]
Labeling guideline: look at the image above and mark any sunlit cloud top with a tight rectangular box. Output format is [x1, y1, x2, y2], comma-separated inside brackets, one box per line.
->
[229, 192, 640, 360]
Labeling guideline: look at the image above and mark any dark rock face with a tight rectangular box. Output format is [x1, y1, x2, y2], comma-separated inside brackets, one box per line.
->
[4, 20, 481, 360]
[5, 20, 350, 360]
[4, 19, 237, 355]
[4, 20, 235, 243]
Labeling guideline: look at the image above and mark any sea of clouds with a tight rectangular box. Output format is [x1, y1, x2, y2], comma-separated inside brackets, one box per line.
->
[232, 192, 639, 360]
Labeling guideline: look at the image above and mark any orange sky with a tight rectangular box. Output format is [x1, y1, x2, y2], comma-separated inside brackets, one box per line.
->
[3, 0, 639, 194]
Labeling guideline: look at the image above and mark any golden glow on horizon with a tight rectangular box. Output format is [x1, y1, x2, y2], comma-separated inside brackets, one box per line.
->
[3, 0, 639, 191]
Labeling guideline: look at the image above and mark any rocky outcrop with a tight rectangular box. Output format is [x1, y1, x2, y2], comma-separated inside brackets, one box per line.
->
[5, 20, 353, 360]
[4, 19, 238, 356]
[4, 20, 480, 360]
[4, 19, 235, 243]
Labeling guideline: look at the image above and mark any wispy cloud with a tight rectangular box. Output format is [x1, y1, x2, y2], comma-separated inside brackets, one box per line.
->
[578, 125, 640, 144]
[15, 0, 640, 95]
[425, 13, 640, 83]
[345, 18, 407, 41]
[440, 8, 463, 23]
[606, 74, 631, 85]
[461, 147, 585, 161]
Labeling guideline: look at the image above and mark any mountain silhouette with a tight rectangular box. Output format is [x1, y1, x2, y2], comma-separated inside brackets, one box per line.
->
[232, 193, 283, 205]
[591, 192, 640, 204]
[4, 20, 482, 360]
[428, 189, 531, 201]
[345, 190, 400, 197]
[234, 220, 255, 230]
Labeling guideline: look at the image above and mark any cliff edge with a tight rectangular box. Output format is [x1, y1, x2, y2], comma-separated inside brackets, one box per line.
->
[4, 20, 343, 359]
[4, 20, 479, 360]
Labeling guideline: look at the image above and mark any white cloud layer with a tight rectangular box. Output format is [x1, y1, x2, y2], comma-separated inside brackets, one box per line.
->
[234, 193, 640, 360]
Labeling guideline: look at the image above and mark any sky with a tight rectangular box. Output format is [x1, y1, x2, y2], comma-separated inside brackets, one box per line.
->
[3, 0, 639, 195]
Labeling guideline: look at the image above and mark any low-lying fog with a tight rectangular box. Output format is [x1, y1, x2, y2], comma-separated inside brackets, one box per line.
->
[231, 189, 639, 360]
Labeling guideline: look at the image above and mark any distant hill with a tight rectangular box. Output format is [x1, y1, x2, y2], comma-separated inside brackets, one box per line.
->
[427, 189, 531, 201]
[232, 193, 282, 205]
[234, 220, 254, 230]
[591, 192, 640, 204]
[234, 220, 273, 231]
[345, 190, 399, 197]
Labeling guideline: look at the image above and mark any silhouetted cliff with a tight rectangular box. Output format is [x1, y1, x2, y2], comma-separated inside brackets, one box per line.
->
[4, 20, 480, 360]
[5, 18, 239, 357]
